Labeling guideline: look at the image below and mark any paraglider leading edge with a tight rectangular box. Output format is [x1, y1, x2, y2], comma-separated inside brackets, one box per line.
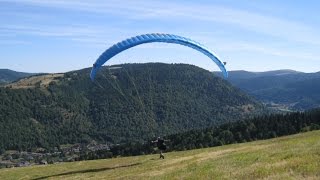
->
[90, 33, 228, 81]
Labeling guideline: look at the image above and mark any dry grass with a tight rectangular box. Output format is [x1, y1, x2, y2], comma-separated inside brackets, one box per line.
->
[5, 74, 64, 89]
[0, 130, 319, 180]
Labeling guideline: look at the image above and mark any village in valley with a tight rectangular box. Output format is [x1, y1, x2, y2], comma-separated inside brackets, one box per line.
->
[0, 142, 110, 168]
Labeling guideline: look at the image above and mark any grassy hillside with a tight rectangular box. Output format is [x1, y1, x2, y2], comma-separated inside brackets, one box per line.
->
[1, 130, 319, 179]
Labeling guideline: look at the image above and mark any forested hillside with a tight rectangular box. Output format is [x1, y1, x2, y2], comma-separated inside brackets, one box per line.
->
[106, 108, 320, 158]
[216, 70, 320, 110]
[0, 63, 266, 151]
[0, 69, 35, 84]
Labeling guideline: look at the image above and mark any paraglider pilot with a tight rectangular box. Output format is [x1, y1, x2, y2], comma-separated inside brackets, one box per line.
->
[152, 137, 169, 159]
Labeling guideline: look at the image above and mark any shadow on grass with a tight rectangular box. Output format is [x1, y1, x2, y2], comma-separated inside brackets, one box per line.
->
[32, 162, 141, 180]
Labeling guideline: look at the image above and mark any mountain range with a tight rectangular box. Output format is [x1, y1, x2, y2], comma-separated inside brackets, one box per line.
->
[2, 67, 319, 111]
[216, 70, 320, 110]
[0, 63, 266, 150]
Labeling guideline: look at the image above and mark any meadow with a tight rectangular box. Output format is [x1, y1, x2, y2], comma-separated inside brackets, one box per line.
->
[0, 130, 319, 180]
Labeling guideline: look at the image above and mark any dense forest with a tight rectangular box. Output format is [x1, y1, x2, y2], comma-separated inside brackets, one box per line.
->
[99, 108, 320, 159]
[219, 70, 320, 110]
[0, 63, 267, 151]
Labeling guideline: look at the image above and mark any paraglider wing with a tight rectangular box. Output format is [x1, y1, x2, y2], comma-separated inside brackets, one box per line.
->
[90, 33, 228, 80]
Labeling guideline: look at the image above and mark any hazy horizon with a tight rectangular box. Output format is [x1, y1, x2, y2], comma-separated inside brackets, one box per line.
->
[1, 63, 319, 74]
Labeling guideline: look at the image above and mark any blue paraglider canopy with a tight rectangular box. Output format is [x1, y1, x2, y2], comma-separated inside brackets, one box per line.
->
[90, 33, 228, 80]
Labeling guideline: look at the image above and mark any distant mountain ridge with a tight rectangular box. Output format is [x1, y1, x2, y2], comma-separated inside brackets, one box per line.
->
[0, 69, 36, 84]
[3, 68, 320, 111]
[216, 70, 320, 110]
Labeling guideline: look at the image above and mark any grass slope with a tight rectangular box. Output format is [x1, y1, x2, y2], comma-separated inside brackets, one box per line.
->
[1, 130, 319, 179]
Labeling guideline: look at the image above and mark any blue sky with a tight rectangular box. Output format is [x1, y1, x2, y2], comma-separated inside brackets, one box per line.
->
[0, 0, 320, 73]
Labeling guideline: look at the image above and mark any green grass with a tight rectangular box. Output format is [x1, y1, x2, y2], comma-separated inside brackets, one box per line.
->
[1, 130, 320, 180]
